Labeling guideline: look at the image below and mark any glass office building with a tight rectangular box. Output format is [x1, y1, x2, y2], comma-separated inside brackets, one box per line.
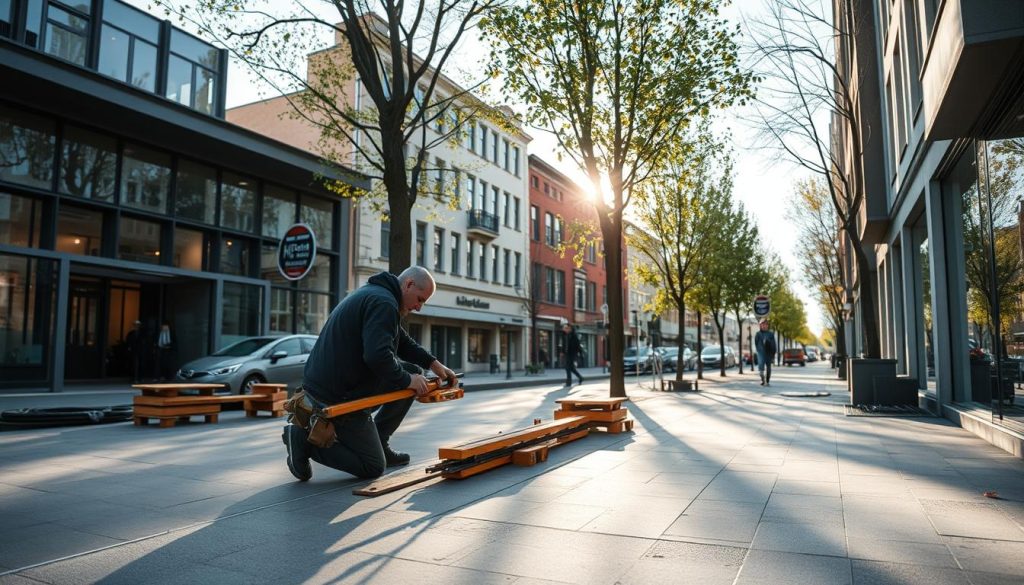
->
[0, 0, 365, 390]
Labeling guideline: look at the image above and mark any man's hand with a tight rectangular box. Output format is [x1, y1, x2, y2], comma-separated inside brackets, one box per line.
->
[429, 360, 458, 388]
[409, 374, 430, 397]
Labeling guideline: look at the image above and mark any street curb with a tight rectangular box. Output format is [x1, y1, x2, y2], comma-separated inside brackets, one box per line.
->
[466, 373, 613, 392]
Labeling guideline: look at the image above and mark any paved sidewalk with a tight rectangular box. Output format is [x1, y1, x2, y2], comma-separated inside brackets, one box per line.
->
[2, 363, 1024, 584]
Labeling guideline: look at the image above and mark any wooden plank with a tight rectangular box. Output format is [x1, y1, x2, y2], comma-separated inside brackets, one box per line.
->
[320, 383, 463, 418]
[512, 440, 555, 466]
[554, 408, 628, 423]
[442, 455, 513, 479]
[250, 383, 287, 395]
[557, 398, 627, 411]
[134, 392, 287, 407]
[556, 428, 591, 444]
[133, 404, 220, 417]
[352, 463, 445, 497]
[437, 416, 588, 460]
[593, 419, 635, 434]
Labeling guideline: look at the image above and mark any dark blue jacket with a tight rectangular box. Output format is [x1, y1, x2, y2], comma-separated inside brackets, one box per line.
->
[302, 272, 435, 404]
[754, 330, 777, 357]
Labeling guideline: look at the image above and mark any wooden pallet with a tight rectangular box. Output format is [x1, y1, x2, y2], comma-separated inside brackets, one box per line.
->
[556, 397, 628, 411]
[132, 386, 286, 427]
[555, 398, 635, 434]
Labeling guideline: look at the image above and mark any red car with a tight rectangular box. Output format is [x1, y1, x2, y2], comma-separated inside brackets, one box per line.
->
[782, 348, 807, 366]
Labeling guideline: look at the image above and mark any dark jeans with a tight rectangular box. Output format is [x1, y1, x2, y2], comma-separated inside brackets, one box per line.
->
[305, 397, 413, 479]
[565, 357, 583, 385]
[757, 351, 773, 382]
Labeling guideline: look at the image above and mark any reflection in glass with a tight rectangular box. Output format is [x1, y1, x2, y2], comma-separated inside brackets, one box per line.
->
[0, 193, 42, 248]
[220, 173, 256, 233]
[302, 255, 331, 292]
[262, 186, 296, 238]
[468, 328, 490, 363]
[296, 292, 330, 334]
[118, 216, 161, 264]
[60, 126, 116, 201]
[1, 0, 13, 37]
[0, 105, 55, 189]
[220, 237, 249, 276]
[56, 205, 102, 256]
[121, 144, 170, 213]
[0, 253, 57, 382]
[103, 0, 159, 40]
[260, 242, 289, 285]
[919, 237, 934, 382]
[44, 6, 88, 65]
[175, 160, 216, 224]
[194, 67, 217, 115]
[131, 40, 158, 92]
[300, 196, 333, 250]
[165, 55, 192, 106]
[173, 227, 204, 270]
[222, 282, 261, 347]
[270, 288, 293, 334]
[97, 24, 129, 82]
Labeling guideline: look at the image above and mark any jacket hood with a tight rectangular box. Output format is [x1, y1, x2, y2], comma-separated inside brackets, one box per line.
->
[367, 271, 402, 305]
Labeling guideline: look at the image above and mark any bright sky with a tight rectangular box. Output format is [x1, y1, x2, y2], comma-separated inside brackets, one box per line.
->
[128, 0, 825, 337]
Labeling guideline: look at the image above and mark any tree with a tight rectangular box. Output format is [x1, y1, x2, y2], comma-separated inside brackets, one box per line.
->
[631, 127, 732, 384]
[722, 211, 769, 376]
[156, 0, 502, 274]
[748, 0, 882, 357]
[485, 0, 752, 397]
[786, 177, 847, 357]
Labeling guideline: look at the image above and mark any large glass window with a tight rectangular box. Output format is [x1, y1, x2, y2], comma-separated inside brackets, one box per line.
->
[1, 0, 13, 37]
[450, 233, 460, 275]
[262, 186, 296, 238]
[219, 237, 250, 276]
[221, 282, 261, 347]
[0, 254, 57, 383]
[0, 193, 42, 248]
[59, 126, 116, 201]
[56, 205, 102, 256]
[468, 328, 490, 363]
[167, 29, 220, 115]
[121, 144, 170, 214]
[118, 216, 161, 264]
[300, 195, 332, 250]
[380, 218, 390, 258]
[269, 288, 292, 334]
[173, 227, 204, 270]
[302, 254, 331, 293]
[44, 3, 89, 66]
[297, 292, 330, 334]
[175, 159, 217, 224]
[220, 173, 256, 233]
[260, 242, 288, 285]
[416, 222, 426, 266]
[0, 105, 55, 189]
[433, 228, 444, 272]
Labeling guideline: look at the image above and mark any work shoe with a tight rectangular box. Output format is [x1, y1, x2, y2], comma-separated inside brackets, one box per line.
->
[282, 424, 312, 481]
[577, 376, 585, 385]
[382, 443, 410, 467]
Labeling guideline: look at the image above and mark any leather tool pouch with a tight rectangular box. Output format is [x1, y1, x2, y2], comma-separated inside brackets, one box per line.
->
[284, 389, 314, 430]
[306, 414, 337, 448]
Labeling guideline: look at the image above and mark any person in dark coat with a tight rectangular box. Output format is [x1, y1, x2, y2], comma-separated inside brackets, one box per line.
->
[125, 320, 143, 383]
[754, 319, 778, 386]
[283, 266, 458, 482]
[562, 322, 584, 387]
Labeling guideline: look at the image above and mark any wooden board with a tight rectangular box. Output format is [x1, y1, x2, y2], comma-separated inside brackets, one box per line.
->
[593, 419, 635, 434]
[438, 416, 588, 460]
[442, 455, 513, 479]
[133, 393, 283, 407]
[554, 408, 628, 423]
[133, 404, 220, 417]
[250, 383, 287, 395]
[556, 428, 591, 444]
[557, 398, 627, 411]
[512, 440, 556, 466]
[320, 385, 463, 418]
[352, 463, 445, 497]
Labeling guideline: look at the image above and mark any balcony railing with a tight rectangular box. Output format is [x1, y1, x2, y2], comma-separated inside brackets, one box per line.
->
[467, 209, 499, 237]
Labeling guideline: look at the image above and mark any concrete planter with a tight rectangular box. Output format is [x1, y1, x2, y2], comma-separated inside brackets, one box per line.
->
[848, 358, 898, 405]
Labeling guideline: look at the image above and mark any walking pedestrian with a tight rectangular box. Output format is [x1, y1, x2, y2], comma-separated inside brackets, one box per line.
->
[754, 319, 778, 386]
[562, 323, 584, 387]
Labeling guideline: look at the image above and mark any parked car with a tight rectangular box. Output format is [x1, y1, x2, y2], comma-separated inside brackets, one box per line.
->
[782, 347, 807, 366]
[176, 335, 317, 394]
[806, 349, 819, 362]
[657, 347, 680, 372]
[700, 345, 737, 369]
[623, 346, 662, 373]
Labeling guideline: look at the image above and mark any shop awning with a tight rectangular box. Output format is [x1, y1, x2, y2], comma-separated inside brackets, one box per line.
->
[418, 305, 526, 326]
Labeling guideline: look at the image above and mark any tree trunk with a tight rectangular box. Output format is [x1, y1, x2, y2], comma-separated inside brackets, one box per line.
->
[530, 315, 538, 366]
[383, 135, 413, 275]
[696, 310, 704, 380]
[599, 215, 627, 398]
[716, 313, 726, 377]
[677, 298, 687, 382]
[735, 309, 744, 374]
[852, 242, 882, 358]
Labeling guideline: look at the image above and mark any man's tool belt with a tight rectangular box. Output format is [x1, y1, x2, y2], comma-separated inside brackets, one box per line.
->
[284, 389, 337, 449]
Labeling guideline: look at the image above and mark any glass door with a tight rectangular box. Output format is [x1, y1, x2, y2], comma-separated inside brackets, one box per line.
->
[65, 278, 103, 379]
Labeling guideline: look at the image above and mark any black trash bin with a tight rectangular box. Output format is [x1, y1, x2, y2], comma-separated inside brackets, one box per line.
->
[489, 354, 500, 374]
[834, 355, 847, 379]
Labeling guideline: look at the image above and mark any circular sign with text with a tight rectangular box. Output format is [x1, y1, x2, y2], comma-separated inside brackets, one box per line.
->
[277, 223, 317, 281]
[753, 294, 771, 318]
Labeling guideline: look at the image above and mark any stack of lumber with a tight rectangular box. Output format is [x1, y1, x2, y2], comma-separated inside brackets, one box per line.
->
[554, 397, 634, 433]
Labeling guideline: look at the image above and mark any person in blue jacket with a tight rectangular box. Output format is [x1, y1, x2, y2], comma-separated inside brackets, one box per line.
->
[754, 318, 778, 387]
[283, 266, 457, 481]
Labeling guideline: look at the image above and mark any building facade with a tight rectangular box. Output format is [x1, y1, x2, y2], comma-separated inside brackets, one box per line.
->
[836, 0, 1024, 448]
[0, 0, 364, 391]
[527, 155, 623, 370]
[228, 23, 532, 374]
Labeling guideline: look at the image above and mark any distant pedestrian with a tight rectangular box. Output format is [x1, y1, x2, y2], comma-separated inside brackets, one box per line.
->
[754, 319, 778, 386]
[156, 322, 177, 381]
[562, 323, 584, 387]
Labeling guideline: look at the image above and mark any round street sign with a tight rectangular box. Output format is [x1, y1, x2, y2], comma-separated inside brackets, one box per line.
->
[753, 294, 771, 318]
[278, 223, 317, 281]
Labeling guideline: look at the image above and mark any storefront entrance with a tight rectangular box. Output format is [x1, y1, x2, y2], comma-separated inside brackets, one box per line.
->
[64, 267, 212, 382]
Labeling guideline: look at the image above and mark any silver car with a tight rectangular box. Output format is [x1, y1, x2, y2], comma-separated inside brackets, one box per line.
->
[176, 335, 316, 394]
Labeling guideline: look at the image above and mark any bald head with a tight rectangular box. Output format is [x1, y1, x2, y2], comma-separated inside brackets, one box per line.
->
[397, 266, 436, 316]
